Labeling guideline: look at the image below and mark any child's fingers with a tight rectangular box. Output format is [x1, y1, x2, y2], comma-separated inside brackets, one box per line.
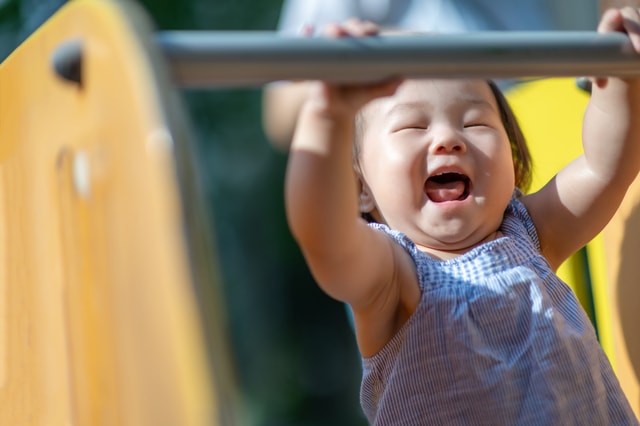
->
[598, 8, 624, 33]
[323, 22, 348, 38]
[316, 18, 390, 105]
[619, 7, 640, 52]
[322, 18, 379, 38]
[593, 7, 640, 86]
[598, 7, 640, 52]
[342, 18, 379, 36]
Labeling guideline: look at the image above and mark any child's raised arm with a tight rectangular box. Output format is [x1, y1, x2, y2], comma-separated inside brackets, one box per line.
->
[285, 20, 419, 355]
[284, 21, 416, 354]
[523, 7, 640, 270]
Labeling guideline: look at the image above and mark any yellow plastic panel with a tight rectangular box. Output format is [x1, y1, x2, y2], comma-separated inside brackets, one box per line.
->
[507, 78, 592, 313]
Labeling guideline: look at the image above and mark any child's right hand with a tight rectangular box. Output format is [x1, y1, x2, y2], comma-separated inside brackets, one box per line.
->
[304, 19, 403, 120]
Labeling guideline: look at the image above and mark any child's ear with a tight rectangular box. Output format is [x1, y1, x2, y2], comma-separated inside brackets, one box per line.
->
[358, 180, 376, 214]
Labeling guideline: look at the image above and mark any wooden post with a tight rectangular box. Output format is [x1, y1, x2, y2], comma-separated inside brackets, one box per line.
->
[0, 0, 238, 424]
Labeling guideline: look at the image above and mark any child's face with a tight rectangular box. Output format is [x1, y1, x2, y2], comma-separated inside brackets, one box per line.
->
[358, 79, 515, 253]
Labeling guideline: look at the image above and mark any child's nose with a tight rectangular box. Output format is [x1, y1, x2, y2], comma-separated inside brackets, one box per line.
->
[430, 127, 466, 154]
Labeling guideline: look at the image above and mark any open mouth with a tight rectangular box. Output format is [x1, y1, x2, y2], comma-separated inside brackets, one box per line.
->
[425, 172, 470, 202]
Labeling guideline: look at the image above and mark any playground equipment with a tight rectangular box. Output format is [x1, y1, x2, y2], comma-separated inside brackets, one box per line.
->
[0, 0, 638, 424]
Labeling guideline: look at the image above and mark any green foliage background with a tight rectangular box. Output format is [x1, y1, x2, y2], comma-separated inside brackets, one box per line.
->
[0, 0, 365, 424]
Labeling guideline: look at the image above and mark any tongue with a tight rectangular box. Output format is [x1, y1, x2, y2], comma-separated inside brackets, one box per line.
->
[425, 180, 466, 202]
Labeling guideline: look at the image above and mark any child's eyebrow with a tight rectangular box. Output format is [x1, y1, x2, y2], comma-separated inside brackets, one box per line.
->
[385, 98, 496, 118]
[459, 98, 497, 111]
[385, 102, 429, 118]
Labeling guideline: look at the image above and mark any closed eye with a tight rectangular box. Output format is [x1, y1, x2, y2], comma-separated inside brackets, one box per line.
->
[464, 122, 490, 128]
[404, 125, 428, 130]
[392, 125, 428, 133]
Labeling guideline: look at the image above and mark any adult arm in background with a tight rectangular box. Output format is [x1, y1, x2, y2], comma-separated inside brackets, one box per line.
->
[262, 81, 311, 152]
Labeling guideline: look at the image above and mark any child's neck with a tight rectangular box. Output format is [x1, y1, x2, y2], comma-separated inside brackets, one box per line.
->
[419, 230, 504, 261]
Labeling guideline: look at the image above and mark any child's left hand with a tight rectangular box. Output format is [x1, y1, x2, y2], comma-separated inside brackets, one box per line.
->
[595, 7, 640, 87]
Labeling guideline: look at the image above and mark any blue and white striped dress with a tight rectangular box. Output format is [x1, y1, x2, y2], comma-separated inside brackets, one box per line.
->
[362, 196, 638, 425]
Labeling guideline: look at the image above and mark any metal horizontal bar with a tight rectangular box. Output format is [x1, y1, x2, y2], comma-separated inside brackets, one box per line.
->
[156, 31, 640, 88]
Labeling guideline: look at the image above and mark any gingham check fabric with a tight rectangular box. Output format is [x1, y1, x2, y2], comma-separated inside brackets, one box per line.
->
[361, 195, 638, 426]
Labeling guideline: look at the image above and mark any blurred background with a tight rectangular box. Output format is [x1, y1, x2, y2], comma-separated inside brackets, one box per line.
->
[0, 1, 599, 425]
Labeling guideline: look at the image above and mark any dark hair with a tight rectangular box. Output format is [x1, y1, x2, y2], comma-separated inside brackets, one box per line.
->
[487, 80, 532, 193]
